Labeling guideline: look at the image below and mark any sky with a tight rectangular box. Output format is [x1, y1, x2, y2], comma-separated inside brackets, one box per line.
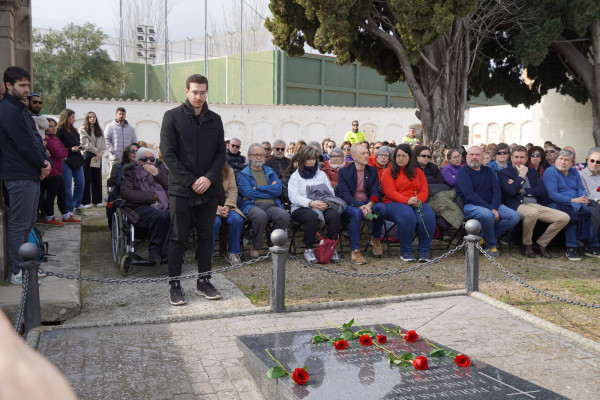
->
[31, 0, 255, 41]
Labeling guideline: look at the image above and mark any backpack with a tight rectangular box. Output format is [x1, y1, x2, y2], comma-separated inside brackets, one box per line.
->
[314, 233, 338, 264]
[28, 226, 49, 261]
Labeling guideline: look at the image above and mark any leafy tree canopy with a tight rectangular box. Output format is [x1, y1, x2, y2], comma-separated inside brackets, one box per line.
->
[33, 23, 135, 114]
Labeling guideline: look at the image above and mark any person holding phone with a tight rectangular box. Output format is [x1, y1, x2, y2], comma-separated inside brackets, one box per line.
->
[57, 108, 85, 217]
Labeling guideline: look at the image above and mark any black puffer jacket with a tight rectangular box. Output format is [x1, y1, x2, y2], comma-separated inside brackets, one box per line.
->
[226, 150, 247, 173]
[159, 100, 225, 199]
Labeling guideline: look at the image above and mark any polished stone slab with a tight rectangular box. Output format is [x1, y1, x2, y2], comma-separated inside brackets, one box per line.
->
[237, 325, 568, 400]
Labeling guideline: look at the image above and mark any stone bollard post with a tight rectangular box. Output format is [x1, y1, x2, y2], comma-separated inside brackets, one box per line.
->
[269, 229, 288, 313]
[464, 219, 482, 292]
[18, 242, 41, 334]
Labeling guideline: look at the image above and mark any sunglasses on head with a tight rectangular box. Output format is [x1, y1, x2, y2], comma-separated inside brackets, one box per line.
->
[230, 144, 240, 148]
[589, 159, 600, 165]
[531, 153, 541, 158]
[497, 151, 509, 155]
[275, 147, 285, 151]
[139, 157, 155, 162]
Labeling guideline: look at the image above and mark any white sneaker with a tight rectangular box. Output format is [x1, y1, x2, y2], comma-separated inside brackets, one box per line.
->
[304, 249, 317, 264]
[10, 271, 22, 285]
[226, 252, 242, 266]
[331, 250, 340, 263]
[78, 204, 92, 209]
[94, 203, 103, 207]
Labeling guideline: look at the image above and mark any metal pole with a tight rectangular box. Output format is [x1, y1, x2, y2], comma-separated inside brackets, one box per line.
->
[269, 229, 288, 313]
[464, 219, 481, 292]
[204, 0, 208, 77]
[119, 0, 123, 64]
[240, 0, 244, 104]
[164, 0, 168, 102]
[18, 243, 41, 335]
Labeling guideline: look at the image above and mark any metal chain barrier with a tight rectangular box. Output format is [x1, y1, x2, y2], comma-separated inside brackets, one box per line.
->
[476, 243, 600, 309]
[36, 253, 271, 285]
[14, 272, 28, 334]
[288, 241, 466, 277]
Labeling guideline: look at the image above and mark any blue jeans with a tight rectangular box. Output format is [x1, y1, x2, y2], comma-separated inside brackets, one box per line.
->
[62, 160, 84, 213]
[547, 204, 599, 248]
[384, 202, 435, 257]
[343, 202, 386, 250]
[463, 204, 520, 248]
[212, 211, 244, 255]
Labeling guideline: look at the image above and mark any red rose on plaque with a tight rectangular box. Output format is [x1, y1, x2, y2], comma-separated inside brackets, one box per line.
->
[334, 340, 349, 350]
[413, 356, 429, 370]
[292, 368, 309, 385]
[454, 354, 471, 367]
[404, 330, 419, 343]
[370, 195, 379, 203]
[359, 335, 373, 346]
[596, 186, 600, 192]
[377, 334, 387, 344]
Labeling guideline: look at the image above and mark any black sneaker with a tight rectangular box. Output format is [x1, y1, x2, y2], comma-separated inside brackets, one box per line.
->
[169, 281, 186, 306]
[196, 279, 222, 300]
[584, 247, 600, 258]
[566, 247, 581, 261]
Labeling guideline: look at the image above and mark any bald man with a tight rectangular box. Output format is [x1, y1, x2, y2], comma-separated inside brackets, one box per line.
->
[455, 146, 520, 257]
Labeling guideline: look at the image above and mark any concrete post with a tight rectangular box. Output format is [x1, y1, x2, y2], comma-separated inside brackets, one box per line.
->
[18, 242, 40, 334]
[269, 229, 288, 313]
[464, 219, 482, 292]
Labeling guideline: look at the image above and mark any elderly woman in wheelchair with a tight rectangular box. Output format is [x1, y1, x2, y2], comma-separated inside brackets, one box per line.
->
[120, 147, 171, 264]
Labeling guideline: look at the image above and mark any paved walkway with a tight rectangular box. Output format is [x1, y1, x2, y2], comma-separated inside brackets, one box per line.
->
[35, 294, 600, 400]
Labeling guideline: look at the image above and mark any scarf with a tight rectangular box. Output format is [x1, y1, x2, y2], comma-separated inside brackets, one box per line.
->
[299, 164, 318, 179]
[133, 164, 168, 211]
[329, 161, 345, 170]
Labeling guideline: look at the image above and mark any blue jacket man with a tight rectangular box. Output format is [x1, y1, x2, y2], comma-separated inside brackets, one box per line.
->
[336, 144, 386, 263]
[237, 144, 290, 257]
[0, 67, 51, 284]
[497, 146, 569, 258]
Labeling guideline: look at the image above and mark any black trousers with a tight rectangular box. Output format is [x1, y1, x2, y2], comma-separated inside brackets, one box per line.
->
[82, 157, 103, 205]
[291, 207, 340, 249]
[168, 195, 218, 279]
[40, 175, 67, 217]
[136, 205, 171, 257]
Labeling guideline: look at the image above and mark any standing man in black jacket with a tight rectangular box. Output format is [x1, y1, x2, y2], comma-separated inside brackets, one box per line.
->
[0, 67, 51, 284]
[160, 74, 226, 305]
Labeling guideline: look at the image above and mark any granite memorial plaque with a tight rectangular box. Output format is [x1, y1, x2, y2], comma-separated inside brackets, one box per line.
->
[237, 325, 567, 400]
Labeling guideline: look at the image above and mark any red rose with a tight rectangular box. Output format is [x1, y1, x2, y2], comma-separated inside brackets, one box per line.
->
[292, 368, 309, 385]
[404, 330, 419, 343]
[377, 334, 387, 344]
[359, 335, 373, 346]
[106, 202, 113, 208]
[597, 186, 600, 192]
[334, 340, 349, 350]
[370, 195, 378, 203]
[454, 354, 471, 367]
[413, 356, 428, 370]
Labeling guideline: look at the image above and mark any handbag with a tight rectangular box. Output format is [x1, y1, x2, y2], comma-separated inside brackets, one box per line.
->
[66, 153, 84, 169]
[314, 233, 338, 264]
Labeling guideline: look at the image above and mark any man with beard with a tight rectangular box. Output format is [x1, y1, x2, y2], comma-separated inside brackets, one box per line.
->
[455, 146, 520, 257]
[0, 67, 51, 284]
[26, 93, 48, 140]
[237, 143, 289, 258]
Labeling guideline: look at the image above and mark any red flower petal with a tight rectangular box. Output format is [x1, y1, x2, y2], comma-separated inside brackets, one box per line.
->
[413, 356, 428, 370]
[377, 334, 387, 344]
[334, 340, 349, 350]
[370, 195, 378, 203]
[404, 330, 419, 343]
[454, 354, 471, 367]
[291, 368, 309, 385]
[359, 334, 373, 346]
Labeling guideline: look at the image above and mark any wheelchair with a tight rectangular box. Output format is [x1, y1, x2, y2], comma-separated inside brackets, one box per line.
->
[109, 200, 155, 276]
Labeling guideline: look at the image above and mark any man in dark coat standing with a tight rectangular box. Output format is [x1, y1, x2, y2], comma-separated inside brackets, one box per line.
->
[160, 74, 226, 306]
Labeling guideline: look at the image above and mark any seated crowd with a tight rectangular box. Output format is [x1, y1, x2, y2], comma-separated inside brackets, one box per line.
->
[106, 130, 600, 265]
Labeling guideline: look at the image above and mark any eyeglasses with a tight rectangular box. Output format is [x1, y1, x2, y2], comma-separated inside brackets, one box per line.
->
[374, 146, 381, 150]
[263, 148, 271, 151]
[419, 154, 431, 158]
[352, 124, 359, 126]
[330, 154, 343, 158]
[327, 145, 335, 148]
[250, 153, 265, 158]
[530, 153, 541, 158]
[30, 100, 42, 105]
[496, 151, 509, 155]
[343, 147, 351, 151]
[139, 157, 155, 162]
[230, 144, 240, 148]
[377, 154, 389, 158]
[275, 147, 285, 151]
[129, 149, 138, 153]
[546, 150, 555, 153]
[589, 159, 600, 165]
